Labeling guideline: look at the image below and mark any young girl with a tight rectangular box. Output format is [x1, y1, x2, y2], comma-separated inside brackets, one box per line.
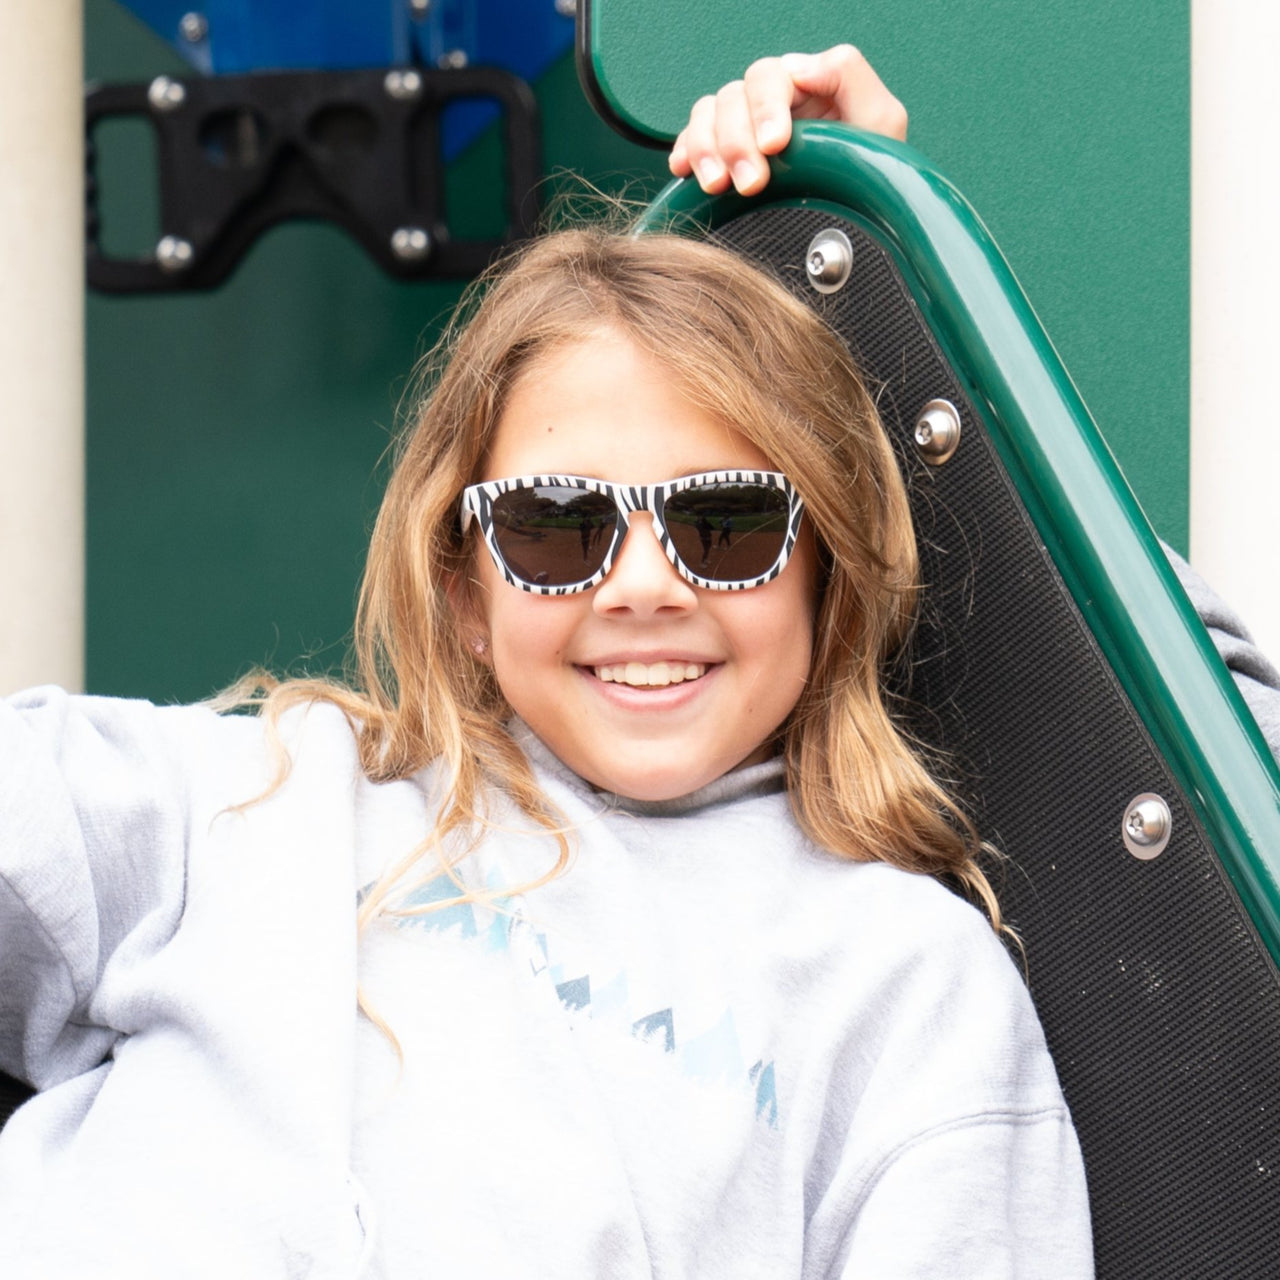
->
[0, 51, 1095, 1279]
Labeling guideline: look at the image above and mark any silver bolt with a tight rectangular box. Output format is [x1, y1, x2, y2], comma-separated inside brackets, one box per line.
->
[555, 0, 576, 15]
[390, 227, 431, 261]
[384, 69, 423, 100]
[1125, 799, 1169, 844]
[913, 400, 962, 465]
[155, 236, 195, 273]
[1122, 793, 1172, 860]
[410, 0, 430, 12]
[437, 49, 469, 69]
[804, 228, 853, 294]
[179, 11, 208, 43]
[147, 76, 187, 112]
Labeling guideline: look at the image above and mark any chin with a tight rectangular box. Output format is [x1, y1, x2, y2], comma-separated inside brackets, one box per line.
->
[584, 753, 752, 804]
[609, 776, 700, 803]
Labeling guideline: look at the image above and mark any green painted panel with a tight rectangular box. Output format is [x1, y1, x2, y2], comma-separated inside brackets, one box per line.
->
[84, 0, 665, 702]
[84, 0, 1187, 702]
[586, 0, 1190, 550]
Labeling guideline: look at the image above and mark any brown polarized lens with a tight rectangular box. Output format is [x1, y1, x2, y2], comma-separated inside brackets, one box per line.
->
[490, 486, 617, 587]
[662, 482, 788, 582]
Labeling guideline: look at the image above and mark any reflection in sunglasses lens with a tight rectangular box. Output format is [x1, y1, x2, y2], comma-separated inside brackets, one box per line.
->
[491, 487, 616, 587]
[663, 482, 788, 582]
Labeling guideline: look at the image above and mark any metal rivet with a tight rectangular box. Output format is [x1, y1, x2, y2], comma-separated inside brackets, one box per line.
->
[804, 228, 853, 294]
[555, 0, 577, 15]
[384, 69, 423, 101]
[913, 399, 962, 466]
[390, 227, 431, 261]
[1122, 793, 1172, 860]
[437, 49, 469, 69]
[179, 11, 208, 43]
[410, 0, 431, 13]
[147, 76, 186, 112]
[155, 236, 195, 273]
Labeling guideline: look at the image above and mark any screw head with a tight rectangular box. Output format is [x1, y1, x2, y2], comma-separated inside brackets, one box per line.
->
[410, 0, 431, 12]
[390, 227, 431, 261]
[1122, 793, 1172, 860]
[555, 0, 577, 15]
[384, 69, 423, 100]
[147, 76, 187, 112]
[155, 236, 195, 273]
[437, 49, 469, 69]
[179, 11, 208, 43]
[913, 399, 962, 465]
[804, 228, 853, 294]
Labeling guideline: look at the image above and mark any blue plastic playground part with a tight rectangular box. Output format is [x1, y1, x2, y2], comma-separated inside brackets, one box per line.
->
[115, 0, 573, 155]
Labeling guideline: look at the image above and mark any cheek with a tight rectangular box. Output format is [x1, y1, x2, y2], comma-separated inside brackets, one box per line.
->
[775, 610, 817, 697]
[771, 559, 820, 706]
[489, 600, 568, 661]
[767, 535, 821, 651]
[483, 591, 581, 710]
[733, 578, 817, 694]
[470, 549, 552, 647]
[795, 522, 824, 627]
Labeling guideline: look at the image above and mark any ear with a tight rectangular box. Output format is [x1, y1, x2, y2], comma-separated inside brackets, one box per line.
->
[444, 567, 492, 665]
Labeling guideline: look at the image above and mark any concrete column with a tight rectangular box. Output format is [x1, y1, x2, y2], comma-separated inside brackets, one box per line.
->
[1191, 0, 1280, 661]
[0, 2, 84, 693]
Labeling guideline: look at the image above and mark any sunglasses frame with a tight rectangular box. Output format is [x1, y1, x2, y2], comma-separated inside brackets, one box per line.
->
[459, 470, 806, 596]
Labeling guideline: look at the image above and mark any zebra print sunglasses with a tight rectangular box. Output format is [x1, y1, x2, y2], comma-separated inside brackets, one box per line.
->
[459, 471, 805, 595]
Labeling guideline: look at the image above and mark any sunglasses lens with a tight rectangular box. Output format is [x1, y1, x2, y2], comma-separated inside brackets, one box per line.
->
[489, 485, 616, 588]
[662, 481, 790, 583]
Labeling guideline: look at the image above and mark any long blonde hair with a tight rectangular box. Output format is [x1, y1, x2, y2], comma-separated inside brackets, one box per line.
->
[247, 226, 1001, 931]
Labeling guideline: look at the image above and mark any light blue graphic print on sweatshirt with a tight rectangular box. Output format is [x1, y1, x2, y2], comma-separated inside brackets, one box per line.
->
[361, 869, 781, 1128]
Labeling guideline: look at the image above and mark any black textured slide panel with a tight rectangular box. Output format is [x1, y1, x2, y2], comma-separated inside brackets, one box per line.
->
[712, 206, 1280, 1278]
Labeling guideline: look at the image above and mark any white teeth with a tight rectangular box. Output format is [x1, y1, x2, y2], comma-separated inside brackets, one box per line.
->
[595, 662, 707, 687]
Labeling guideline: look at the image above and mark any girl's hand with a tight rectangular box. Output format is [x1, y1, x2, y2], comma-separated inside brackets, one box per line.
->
[668, 45, 908, 197]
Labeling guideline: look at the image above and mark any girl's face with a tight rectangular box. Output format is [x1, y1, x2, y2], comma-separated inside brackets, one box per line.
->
[465, 330, 818, 802]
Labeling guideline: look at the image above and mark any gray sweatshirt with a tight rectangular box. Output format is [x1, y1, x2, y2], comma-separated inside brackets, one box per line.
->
[1166, 545, 1280, 756]
[0, 693, 1091, 1278]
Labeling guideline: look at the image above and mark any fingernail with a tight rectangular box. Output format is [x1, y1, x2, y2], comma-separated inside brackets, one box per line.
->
[756, 118, 785, 148]
[696, 157, 726, 186]
[732, 160, 760, 191]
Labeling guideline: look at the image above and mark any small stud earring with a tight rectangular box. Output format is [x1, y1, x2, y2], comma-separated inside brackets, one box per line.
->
[470, 636, 488, 657]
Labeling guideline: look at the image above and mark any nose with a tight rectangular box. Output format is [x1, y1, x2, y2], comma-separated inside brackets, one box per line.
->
[593, 511, 698, 617]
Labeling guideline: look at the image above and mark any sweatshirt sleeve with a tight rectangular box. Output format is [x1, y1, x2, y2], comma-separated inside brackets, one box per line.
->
[1163, 543, 1280, 762]
[0, 687, 195, 1089]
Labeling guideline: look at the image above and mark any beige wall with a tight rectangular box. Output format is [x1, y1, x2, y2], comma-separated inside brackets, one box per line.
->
[1192, 0, 1280, 660]
[0, 2, 84, 692]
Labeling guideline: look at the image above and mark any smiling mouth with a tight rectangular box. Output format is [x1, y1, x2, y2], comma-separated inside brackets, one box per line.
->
[592, 661, 709, 688]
